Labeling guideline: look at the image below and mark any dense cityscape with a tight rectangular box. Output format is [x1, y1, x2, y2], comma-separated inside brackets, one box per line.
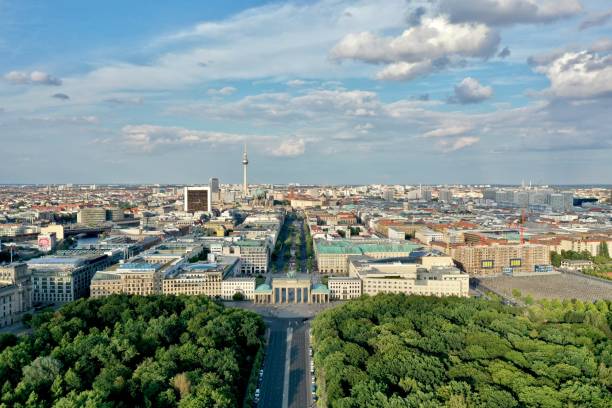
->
[1, 146, 611, 406]
[1, 0, 612, 407]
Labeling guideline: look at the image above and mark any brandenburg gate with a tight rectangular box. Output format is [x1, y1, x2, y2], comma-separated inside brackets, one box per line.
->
[253, 272, 329, 304]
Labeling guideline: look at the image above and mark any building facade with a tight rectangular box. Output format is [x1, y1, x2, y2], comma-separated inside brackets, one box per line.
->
[0, 263, 33, 327]
[328, 277, 361, 300]
[221, 277, 256, 300]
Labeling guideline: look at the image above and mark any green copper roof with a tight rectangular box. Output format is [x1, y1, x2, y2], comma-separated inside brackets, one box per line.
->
[311, 284, 330, 294]
[254, 283, 272, 293]
[315, 240, 421, 255]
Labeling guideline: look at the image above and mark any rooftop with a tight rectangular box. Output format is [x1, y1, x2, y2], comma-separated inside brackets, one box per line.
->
[315, 239, 421, 255]
[119, 262, 162, 271]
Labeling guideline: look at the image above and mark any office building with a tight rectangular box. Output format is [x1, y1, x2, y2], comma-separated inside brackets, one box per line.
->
[562, 192, 574, 211]
[163, 256, 241, 297]
[314, 240, 421, 274]
[106, 208, 125, 222]
[415, 227, 444, 245]
[209, 177, 220, 193]
[28, 254, 113, 303]
[327, 277, 361, 300]
[77, 207, 107, 226]
[184, 186, 212, 213]
[92, 261, 167, 298]
[223, 240, 269, 274]
[221, 277, 256, 300]
[550, 193, 565, 212]
[0, 263, 32, 327]
[328, 254, 469, 299]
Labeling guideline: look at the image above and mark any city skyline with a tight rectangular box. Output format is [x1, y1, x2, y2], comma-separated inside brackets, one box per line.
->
[1, 0, 612, 184]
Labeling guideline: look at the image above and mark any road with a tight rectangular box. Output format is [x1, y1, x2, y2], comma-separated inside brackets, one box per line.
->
[258, 317, 310, 408]
[259, 318, 287, 408]
[288, 320, 309, 408]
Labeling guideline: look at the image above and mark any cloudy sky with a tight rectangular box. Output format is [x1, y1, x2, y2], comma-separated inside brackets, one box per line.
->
[0, 0, 611, 185]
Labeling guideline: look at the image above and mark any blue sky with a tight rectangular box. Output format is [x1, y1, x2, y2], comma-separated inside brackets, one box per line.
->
[0, 0, 611, 184]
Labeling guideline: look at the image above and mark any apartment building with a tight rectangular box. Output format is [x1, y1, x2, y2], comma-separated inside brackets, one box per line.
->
[531, 235, 612, 258]
[0, 263, 32, 327]
[451, 243, 550, 276]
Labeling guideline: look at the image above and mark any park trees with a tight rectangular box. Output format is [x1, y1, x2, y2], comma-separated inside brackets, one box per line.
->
[312, 294, 611, 408]
[0, 295, 264, 407]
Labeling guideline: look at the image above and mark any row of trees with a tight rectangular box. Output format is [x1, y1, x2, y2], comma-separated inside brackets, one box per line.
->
[550, 244, 610, 267]
[551, 247, 612, 280]
[311, 294, 611, 407]
[0, 295, 265, 407]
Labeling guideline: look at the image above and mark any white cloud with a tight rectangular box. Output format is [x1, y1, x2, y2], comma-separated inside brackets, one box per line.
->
[354, 123, 374, 134]
[590, 38, 612, 53]
[104, 96, 144, 105]
[207, 86, 237, 96]
[170, 89, 382, 121]
[535, 51, 612, 99]
[4, 70, 62, 86]
[120, 124, 267, 153]
[286, 79, 306, 86]
[449, 77, 493, 104]
[423, 125, 472, 138]
[579, 9, 612, 30]
[437, 136, 480, 152]
[331, 17, 499, 80]
[269, 138, 305, 157]
[376, 60, 436, 81]
[439, 0, 582, 26]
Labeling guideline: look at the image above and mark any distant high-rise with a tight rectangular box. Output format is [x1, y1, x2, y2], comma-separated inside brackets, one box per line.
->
[184, 186, 212, 213]
[242, 144, 249, 196]
[209, 177, 220, 194]
[439, 189, 453, 203]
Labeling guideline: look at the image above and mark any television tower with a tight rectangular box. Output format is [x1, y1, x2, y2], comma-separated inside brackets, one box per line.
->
[242, 144, 249, 196]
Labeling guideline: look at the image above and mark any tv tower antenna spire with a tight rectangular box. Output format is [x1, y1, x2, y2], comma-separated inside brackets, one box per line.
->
[242, 144, 249, 196]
